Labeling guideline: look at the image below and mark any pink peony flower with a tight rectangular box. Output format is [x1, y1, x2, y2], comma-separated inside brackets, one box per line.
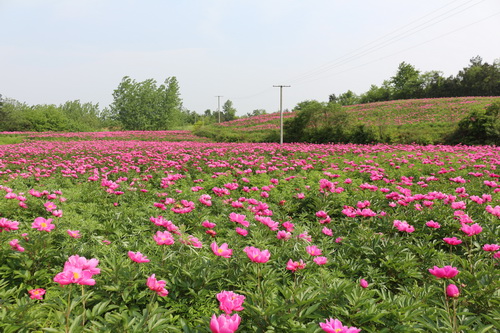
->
[322, 227, 333, 236]
[211, 242, 233, 258]
[243, 246, 270, 263]
[360, 279, 369, 288]
[67, 230, 81, 238]
[31, 217, 55, 232]
[443, 237, 462, 245]
[319, 318, 361, 333]
[313, 256, 328, 265]
[429, 265, 460, 279]
[425, 220, 441, 229]
[128, 251, 150, 263]
[153, 230, 175, 245]
[286, 259, 306, 272]
[217, 291, 245, 314]
[235, 227, 248, 236]
[306, 245, 322, 256]
[210, 313, 241, 333]
[446, 284, 460, 298]
[146, 274, 169, 297]
[0, 218, 20, 232]
[9, 239, 25, 252]
[28, 288, 46, 300]
[461, 223, 482, 237]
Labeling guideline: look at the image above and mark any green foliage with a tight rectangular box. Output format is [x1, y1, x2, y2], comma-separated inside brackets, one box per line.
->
[109, 76, 183, 130]
[447, 101, 500, 145]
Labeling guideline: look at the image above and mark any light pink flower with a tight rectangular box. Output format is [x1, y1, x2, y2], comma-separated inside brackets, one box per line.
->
[67, 230, 81, 238]
[146, 274, 169, 297]
[313, 256, 328, 265]
[211, 242, 233, 258]
[31, 217, 55, 232]
[286, 259, 306, 272]
[243, 246, 270, 263]
[319, 318, 361, 333]
[217, 290, 245, 314]
[0, 218, 19, 232]
[9, 239, 25, 252]
[128, 251, 150, 263]
[210, 313, 241, 333]
[153, 230, 175, 245]
[322, 227, 333, 236]
[306, 245, 322, 256]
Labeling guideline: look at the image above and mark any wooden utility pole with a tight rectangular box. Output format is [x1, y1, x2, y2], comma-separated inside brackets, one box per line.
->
[215, 96, 223, 123]
[273, 85, 290, 144]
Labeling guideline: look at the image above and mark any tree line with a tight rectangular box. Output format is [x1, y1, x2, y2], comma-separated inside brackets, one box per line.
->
[330, 56, 500, 105]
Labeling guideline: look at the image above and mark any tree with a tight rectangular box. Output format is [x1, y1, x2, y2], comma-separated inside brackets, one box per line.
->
[390, 62, 423, 99]
[222, 100, 237, 122]
[110, 76, 183, 130]
[337, 90, 359, 106]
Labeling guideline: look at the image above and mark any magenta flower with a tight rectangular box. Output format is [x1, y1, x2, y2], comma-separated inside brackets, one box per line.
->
[243, 246, 270, 263]
[319, 318, 361, 333]
[425, 220, 441, 229]
[322, 227, 333, 236]
[306, 245, 322, 256]
[28, 288, 46, 300]
[0, 218, 20, 232]
[235, 227, 248, 236]
[276, 230, 291, 240]
[286, 259, 306, 272]
[211, 242, 233, 258]
[153, 230, 175, 245]
[428, 265, 460, 279]
[461, 223, 482, 237]
[443, 237, 462, 245]
[31, 217, 55, 232]
[128, 251, 150, 263]
[54, 255, 100, 286]
[217, 290, 245, 314]
[202, 220, 216, 228]
[483, 244, 500, 252]
[210, 313, 241, 333]
[313, 256, 328, 265]
[67, 230, 81, 238]
[146, 274, 169, 297]
[229, 213, 250, 227]
[44, 201, 57, 212]
[446, 284, 460, 298]
[360, 279, 369, 288]
[9, 239, 25, 252]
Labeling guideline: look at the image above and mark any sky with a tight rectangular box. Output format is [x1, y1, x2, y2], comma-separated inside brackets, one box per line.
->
[1, 0, 499, 116]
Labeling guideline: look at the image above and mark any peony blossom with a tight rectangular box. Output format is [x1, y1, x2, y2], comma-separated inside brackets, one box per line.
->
[31, 217, 56, 232]
[306, 245, 322, 256]
[235, 227, 248, 236]
[286, 259, 306, 272]
[313, 256, 328, 265]
[146, 274, 169, 297]
[210, 313, 241, 333]
[360, 279, 369, 288]
[425, 220, 441, 229]
[28, 288, 46, 300]
[319, 318, 361, 333]
[243, 246, 270, 263]
[443, 237, 462, 245]
[446, 284, 460, 298]
[153, 230, 175, 245]
[428, 265, 460, 279]
[9, 239, 25, 252]
[67, 230, 81, 238]
[483, 244, 500, 252]
[128, 251, 150, 263]
[217, 291, 245, 314]
[211, 242, 233, 258]
[461, 223, 482, 237]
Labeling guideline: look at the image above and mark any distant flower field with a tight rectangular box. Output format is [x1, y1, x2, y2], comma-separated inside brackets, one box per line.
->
[0, 139, 499, 332]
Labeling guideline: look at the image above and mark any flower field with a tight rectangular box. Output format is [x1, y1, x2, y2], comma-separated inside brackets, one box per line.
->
[1, 139, 499, 332]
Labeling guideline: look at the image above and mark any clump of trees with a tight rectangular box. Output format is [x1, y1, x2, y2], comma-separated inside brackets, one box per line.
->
[0, 96, 109, 132]
[331, 56, 500, 105]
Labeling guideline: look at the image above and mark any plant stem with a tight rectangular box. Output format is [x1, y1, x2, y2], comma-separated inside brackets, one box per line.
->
[81, 285, 86, 327]
[65, 284, 73, 333]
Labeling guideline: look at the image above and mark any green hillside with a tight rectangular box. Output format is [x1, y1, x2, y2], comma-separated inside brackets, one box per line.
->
[194, 96, 500, 144]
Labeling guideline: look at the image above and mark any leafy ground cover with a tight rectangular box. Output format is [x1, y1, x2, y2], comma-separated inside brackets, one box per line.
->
[0, 140, 499, 332]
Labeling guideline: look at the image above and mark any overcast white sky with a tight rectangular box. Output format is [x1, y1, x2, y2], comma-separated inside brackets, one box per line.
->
[1, 0, 499, 116]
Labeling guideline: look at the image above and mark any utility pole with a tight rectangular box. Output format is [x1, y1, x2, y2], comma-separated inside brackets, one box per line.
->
[215, 95, 223, 123]
[273, 85, 290, 145]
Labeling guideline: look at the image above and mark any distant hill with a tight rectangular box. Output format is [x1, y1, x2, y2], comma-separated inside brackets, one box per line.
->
[194, 96, 500, 144]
